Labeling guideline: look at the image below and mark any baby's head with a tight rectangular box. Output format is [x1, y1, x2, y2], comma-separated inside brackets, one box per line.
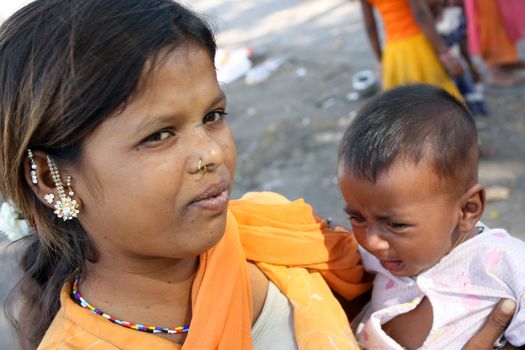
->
[338, 84, 484, 276]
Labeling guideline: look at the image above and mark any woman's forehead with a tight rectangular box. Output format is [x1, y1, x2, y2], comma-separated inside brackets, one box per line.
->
[134, 43, 214, 97]
[87, 45, 221, 139]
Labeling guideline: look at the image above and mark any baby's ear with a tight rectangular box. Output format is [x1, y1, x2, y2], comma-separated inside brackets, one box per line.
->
[458, 184, 485, 232]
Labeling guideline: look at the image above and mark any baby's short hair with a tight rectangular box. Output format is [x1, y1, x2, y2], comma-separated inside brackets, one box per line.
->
[339, 84, 479, 193]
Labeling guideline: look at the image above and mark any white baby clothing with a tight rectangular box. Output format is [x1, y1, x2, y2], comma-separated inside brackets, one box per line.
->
[355, 224, 525, 349]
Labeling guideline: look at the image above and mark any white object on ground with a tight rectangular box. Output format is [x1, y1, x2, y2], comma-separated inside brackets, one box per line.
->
[245, 56, 287, 85]
[352, 70, 376, 91]
[0, 202, 29, 241]
[215, 47, 253, 84]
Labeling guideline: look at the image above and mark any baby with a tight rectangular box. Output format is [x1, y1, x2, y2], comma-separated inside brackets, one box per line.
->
[337, 84, 524, 349]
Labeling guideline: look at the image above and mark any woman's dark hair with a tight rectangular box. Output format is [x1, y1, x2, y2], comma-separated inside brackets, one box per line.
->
[0, 1, 216, 347]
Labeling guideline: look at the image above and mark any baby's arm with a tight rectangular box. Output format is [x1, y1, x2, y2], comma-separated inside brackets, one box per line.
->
[407, 0, 463, 77]
[359, 0, 382, 63]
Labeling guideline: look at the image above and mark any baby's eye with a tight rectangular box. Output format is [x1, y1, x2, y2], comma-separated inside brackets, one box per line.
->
[203, 111, 228, 125]
[349, 215, 366, 226]
[142, 130, 174, 144]
[387, 222, 407, 230]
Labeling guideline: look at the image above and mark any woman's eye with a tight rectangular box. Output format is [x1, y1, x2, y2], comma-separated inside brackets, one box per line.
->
[203, 111, 228, 125]
[142, 130, 173, 144]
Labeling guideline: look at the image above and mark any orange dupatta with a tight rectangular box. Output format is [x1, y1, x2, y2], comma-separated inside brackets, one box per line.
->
[182, 192, 370, 349]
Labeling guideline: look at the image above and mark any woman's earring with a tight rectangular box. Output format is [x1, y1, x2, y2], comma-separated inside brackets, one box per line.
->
[44, 193, 55, 204]
[27, 149, 38, 184]
[47, 156, 80, 221]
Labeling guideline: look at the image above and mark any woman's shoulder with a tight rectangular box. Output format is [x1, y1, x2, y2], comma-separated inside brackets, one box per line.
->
[38, 283, 180, 350]
[37, 308, 115, 350]
[37, 289, 119, 350]
[247, 261, 269, 324]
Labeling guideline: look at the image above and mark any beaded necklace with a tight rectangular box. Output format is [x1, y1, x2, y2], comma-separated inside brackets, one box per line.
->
[71, 275, 189, 334]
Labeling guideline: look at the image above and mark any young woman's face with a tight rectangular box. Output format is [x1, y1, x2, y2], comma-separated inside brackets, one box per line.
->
[338, 158, 466, 277]
[71, 44, 236, 261]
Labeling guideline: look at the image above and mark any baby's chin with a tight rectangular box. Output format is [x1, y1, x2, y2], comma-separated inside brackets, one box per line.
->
[382, 262, 431, 277]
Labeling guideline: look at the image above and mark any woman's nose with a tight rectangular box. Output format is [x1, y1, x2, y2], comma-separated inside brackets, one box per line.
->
[187, 127, 224, 174]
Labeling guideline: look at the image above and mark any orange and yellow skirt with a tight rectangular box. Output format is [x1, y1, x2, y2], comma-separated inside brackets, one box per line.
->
[382, 33, 462, 100]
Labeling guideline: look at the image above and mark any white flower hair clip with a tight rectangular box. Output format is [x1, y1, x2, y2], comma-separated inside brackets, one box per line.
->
[0, 202, 30, 241]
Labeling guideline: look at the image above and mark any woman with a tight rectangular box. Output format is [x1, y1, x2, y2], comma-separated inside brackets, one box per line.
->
[0, 0, 513, 349]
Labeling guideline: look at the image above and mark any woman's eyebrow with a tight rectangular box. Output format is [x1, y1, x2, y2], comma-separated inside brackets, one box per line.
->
[208, 90, 227, 109]
[135, 115, 175, 135]
[134, 91, 227, 135]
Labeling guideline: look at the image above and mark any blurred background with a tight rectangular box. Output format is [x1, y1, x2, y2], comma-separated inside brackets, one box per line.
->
[1, 0, 524, 347]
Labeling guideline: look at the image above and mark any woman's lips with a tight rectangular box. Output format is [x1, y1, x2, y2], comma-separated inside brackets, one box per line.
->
[189, 188, 230, 212]
[380, 259, 405, 272]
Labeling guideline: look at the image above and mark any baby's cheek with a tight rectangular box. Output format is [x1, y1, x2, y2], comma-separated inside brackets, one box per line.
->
[353, 229, 367, 246]
[412, 254, 437, 273]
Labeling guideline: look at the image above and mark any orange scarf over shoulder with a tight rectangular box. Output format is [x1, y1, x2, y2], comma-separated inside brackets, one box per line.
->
[183, 192, 370, 349]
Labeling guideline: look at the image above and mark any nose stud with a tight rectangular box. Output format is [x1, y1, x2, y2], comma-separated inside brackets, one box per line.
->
[197, 158, 208, 174]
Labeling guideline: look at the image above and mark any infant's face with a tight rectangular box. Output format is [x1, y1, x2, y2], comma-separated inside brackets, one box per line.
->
[338, 158, 468, 277]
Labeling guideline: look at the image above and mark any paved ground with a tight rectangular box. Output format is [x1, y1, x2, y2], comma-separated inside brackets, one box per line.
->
[1, 0, 524, 347]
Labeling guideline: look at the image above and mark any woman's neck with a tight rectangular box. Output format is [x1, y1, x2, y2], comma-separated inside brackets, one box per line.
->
[85, 253, 199, 286]
[78, 255, 199, 343]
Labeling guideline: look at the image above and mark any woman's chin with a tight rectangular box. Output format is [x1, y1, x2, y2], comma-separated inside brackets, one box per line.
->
[181, 218, 228, 257]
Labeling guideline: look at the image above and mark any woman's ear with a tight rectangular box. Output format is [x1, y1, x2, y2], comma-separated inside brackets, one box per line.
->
[24, 150, 58, 209]
[458, 183, 485, 233]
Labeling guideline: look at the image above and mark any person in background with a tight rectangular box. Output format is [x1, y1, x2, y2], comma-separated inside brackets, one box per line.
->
[359, 0, 463, 99]
[428, 0, 488, 116]
[465, 0, 525, 86]
[496, 0, 525, 48]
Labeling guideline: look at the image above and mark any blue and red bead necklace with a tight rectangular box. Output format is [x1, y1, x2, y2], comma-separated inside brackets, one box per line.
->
[71, 275, 189, 334]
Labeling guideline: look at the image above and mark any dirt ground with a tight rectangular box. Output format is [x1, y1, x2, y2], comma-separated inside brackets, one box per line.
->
[1, 0, 524, 347]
